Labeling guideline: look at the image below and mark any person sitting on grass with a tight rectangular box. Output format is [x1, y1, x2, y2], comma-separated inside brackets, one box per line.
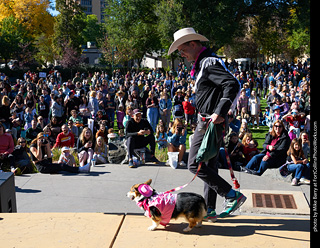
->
[25, 119, 42, 144]
[53, 124, 75, 149]
[93, 136, 108, 164]
[96, 122, 108, 144]
[125, 109, 159, 168]
[167, 118, 187, 167]
[69, 109, 83, 134]
[12, 137, 34, 174]
[58, 146, 77, 167]
[77, 127, 95, 167]
[30, 132, 90, 174]
[155, 123, 168, 150]
[0, 122, 15, 173]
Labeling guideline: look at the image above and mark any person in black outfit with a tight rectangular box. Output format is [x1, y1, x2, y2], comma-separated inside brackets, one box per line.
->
[37, 95, 50, 125]
[168, 28, 246, 220]
[125, 109, 159, 168]
[29, 132, 90, 174]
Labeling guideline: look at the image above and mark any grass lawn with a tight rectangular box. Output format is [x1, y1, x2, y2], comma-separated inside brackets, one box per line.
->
[251, 96, 269, 151]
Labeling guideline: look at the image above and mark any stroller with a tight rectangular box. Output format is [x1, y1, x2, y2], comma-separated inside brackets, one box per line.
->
[172, 104, 185, 120]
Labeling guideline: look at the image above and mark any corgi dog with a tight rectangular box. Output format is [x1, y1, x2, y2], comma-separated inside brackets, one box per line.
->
[127, 179, 207, 232]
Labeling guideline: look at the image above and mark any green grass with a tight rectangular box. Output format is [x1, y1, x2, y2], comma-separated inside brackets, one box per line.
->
[52, 147, 80, 165]
[251, 96, 269, 151]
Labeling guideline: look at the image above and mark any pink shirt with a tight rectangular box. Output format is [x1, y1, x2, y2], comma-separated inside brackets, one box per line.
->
[138, 192, 177, 226]
[0, 133, 14, 155]
[266, 136, 280, 158]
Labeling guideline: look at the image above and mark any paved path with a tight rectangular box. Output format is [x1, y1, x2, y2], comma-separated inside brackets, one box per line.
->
[13, 162, 310, 215]
[0, 162, 311, 247]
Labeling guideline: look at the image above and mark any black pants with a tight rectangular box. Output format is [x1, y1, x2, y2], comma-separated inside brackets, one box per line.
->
[0, 154, 15, 170]
[36, 159, 79, 174]
[188, 123, 232, 209]
[127, 135, 155, 159]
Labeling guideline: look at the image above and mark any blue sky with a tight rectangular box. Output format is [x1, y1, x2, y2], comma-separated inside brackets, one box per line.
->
[48, 0, 59, 16]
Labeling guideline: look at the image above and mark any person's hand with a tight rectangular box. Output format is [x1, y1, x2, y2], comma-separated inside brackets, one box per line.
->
[145, 129, 151, 135]
[268, 145, 275, 151]
[210, 113, 225, 124]
[262, 155, 270, 161]
[181, 127, 185, 136]
[138, 130, 145, 136]
[303, 159, 308, 164]
[85, 142, 91, 148]
[37, 139, 42, 146]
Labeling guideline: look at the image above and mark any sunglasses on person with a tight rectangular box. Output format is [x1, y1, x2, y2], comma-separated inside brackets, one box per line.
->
[19, 141, 26, 144]
[274, 125, 283, 128]
[43, 134, 49, 137]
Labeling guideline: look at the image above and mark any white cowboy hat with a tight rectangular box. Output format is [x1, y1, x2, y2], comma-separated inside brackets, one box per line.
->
[168, 27, 209, 55]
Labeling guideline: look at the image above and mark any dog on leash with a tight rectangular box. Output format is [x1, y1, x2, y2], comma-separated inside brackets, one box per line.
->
[127, 179, 207, 232]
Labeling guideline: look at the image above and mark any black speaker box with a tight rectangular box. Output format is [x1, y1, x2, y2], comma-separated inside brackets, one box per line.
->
[0, 172, 17, 213]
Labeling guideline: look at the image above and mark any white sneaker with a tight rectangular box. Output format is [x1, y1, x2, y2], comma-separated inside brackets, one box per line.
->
[79, 163, 91, 173]
[291, 178, 299, 186]
[300, 178, 310, 185]
[179, 161, 186, 167]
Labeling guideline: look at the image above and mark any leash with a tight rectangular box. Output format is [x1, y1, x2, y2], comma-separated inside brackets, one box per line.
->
[222, 126, 240, 189]
[163, 116, 211, 194]
[164, 161, 203, 194]
[164, 116, 241, 194]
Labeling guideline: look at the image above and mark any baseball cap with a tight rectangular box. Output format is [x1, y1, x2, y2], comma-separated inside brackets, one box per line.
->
[61, 147, 70, 152]
[132, 109, 142, 115]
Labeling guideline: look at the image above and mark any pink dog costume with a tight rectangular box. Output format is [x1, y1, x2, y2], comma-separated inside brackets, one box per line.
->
[137, 184, 177, 226]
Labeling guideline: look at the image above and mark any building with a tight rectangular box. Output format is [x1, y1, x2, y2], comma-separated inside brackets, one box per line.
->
[79, 0, 106, 23]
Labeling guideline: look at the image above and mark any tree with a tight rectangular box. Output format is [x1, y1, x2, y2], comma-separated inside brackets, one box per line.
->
[0, 15, 32, 67]
[286, 0, 310, 56]
[103, 0, 162, 68]
[53, 0, 87, 56]
[0, 0, 54, 39]
[34, 34, 56, 67]
[59, 40, 84, 69]
[81, 14, 104, 48]
[156, 0, 247, 53]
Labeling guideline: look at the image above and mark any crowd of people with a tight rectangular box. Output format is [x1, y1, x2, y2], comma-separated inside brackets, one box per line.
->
[0, 59, 311, 185]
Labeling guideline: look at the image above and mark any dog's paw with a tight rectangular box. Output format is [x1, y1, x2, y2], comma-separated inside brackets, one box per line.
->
[195, 221, 202, 228]
[148, 225, 157, 231]
[183, 226, 192, 232]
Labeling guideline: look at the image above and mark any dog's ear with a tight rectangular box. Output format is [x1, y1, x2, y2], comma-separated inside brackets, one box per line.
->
[145, 179, 152, 185]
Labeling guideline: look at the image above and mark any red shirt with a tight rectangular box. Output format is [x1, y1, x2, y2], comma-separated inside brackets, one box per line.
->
[182, 101, 195, 115]
[54, 132, 75, 148]
[242, 146, 259, 162]
[286, 116, 303, 128]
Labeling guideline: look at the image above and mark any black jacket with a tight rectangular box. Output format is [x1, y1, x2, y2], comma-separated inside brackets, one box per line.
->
[193, 48, 240, 118]
[261, 130, 291, 167]
[125, 118, 153, 139]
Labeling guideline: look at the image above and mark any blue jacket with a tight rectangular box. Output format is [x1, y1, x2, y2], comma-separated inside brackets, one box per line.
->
[159, 98, 172, 111]
[167, 130, 187, 147]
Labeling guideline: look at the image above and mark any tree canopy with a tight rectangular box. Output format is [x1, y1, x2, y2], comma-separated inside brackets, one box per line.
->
[0, 0, 310, 69]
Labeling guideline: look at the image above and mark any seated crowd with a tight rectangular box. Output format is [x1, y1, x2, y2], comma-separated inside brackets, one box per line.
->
[0, 60, 311, 185]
